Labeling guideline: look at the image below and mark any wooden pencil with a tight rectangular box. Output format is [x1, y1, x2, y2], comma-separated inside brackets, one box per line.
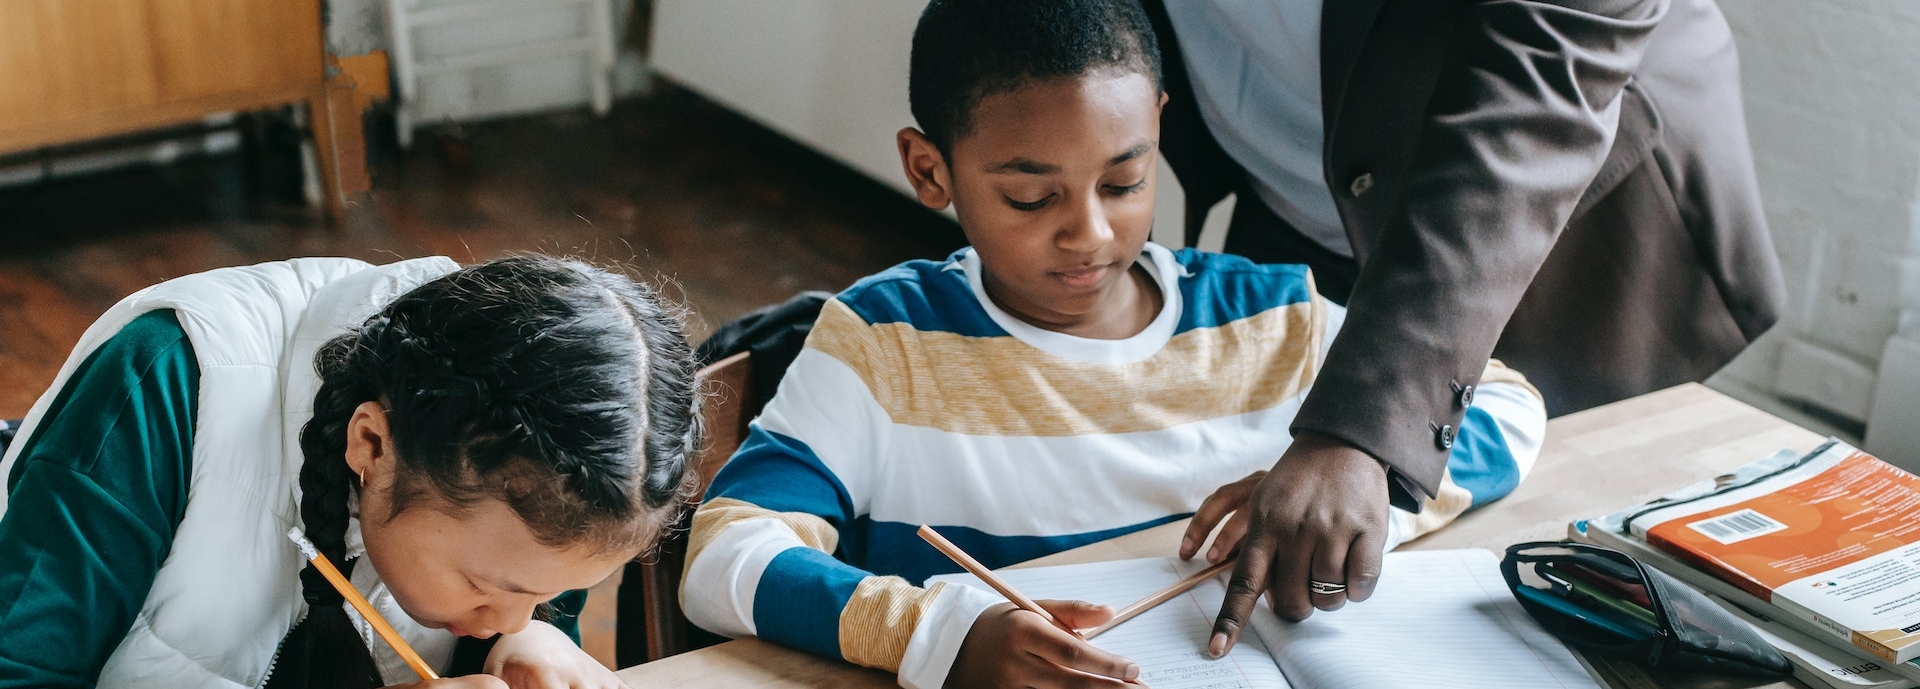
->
[288, 528, 441, 681]
[917, 525, 1084, 639]
[1083, 558, 1236, 640]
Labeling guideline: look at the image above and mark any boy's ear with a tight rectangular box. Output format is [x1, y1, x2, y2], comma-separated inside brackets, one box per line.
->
[897, 127, 954, 210]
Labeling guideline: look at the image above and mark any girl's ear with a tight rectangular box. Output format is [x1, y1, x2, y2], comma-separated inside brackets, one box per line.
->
[343, 401, 393, 488]
[897, 127, 955, 211]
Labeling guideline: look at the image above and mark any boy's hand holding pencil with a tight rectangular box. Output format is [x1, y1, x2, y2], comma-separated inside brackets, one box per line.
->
[919, 526, 1151, 688]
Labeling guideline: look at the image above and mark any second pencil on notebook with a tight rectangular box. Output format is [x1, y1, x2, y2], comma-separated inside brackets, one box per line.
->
[1083, 558, 1236, 640]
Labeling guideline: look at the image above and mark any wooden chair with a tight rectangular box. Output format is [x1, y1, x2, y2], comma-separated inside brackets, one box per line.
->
[615, 351, 760, 667]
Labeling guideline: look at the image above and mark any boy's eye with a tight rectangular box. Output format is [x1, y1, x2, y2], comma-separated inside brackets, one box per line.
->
[1005, 194, 1054, 211]
[1105, 180, 1148, 195]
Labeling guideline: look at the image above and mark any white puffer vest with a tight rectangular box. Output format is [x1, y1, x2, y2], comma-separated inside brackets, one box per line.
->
[0, 256, 464, 687]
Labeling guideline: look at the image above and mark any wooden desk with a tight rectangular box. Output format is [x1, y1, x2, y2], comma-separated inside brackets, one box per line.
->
[616, 384, 1826, 688]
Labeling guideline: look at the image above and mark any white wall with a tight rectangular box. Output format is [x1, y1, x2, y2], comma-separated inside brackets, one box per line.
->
[649, 0, 1193, 246]
[1704, 1, 1920, 467]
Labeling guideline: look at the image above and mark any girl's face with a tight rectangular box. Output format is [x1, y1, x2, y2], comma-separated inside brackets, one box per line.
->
[343, 402, 641, 638]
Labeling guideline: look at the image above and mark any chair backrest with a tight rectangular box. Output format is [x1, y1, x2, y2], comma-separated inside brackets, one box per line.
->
[615, 351, 758, 666]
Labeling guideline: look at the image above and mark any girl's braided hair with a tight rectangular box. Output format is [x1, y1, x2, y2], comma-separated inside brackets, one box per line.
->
[266, 255, 700, 688]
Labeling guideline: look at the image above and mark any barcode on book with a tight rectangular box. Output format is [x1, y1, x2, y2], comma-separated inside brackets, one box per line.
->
[1687, 508, 1788, 545]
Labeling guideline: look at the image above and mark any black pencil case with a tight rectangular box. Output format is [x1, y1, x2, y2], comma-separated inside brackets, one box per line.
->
[1500, 541, 1791, 679]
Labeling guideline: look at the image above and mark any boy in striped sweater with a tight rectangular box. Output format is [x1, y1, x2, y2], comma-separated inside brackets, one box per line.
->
[679, 1, 1548, 687]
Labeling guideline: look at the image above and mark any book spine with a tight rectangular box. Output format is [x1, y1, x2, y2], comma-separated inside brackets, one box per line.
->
[1774, 595, 1911, 665]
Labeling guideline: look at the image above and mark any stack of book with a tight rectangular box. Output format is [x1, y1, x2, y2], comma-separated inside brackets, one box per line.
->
[1568, 439, 1920, 689]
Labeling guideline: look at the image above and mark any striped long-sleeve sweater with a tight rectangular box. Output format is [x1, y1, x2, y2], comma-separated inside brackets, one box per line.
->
[680, 243, 1547, 689]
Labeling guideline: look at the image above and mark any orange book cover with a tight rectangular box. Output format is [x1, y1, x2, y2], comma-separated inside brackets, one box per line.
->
[1635, 443, 1920, 663]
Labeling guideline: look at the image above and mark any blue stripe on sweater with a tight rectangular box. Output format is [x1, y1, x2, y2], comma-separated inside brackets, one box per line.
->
[752, 547, 866, 661]
[1170, 248, 1316, 334]
[1449, 406, 1521, 509]
[706, 426, 857, 530]
[835, 253, 1005, 338]
[852, 514, 1191, 586]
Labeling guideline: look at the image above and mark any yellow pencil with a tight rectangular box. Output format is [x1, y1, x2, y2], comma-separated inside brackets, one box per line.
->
[287, 528, 440, 681]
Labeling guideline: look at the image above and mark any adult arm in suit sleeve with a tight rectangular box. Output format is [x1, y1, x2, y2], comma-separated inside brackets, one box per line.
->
[1211, 0, 1668, 655]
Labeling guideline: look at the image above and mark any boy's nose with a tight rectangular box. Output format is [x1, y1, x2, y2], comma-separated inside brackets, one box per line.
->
[1057, 195, 1114, 252]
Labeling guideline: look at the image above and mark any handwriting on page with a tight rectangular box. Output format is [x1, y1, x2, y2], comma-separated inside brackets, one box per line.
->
[934, 558, 1292, 689]
[1251, 550, 1599, 689]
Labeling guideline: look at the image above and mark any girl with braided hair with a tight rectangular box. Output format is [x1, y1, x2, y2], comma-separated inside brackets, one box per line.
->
[0, 254, 700, 689]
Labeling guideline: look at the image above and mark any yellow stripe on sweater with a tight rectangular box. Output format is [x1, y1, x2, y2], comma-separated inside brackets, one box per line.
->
[1403, 473, 1477, 544]
[838, 577, 945, 672]
[681, 497, 841, 607]
[807, 297, 1324, 437]
[1479, 359, 1541, 403]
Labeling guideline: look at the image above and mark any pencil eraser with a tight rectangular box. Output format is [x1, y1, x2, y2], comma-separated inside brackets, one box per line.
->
[287, 528, 319, 559]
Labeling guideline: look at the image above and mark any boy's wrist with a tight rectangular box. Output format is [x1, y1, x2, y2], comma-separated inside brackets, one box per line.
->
[897, 582, 1003, 689]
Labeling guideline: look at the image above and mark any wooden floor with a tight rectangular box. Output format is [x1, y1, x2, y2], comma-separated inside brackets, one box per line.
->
[0, 81, 963, 668]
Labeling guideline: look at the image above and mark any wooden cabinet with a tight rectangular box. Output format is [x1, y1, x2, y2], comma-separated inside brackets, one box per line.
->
[0, 0, 357, 213]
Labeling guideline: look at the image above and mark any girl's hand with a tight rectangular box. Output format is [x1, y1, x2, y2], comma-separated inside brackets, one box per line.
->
[1179, 471, 1266, 564]
[945, 600, 1142, 689]
[483, 619, 629, 689]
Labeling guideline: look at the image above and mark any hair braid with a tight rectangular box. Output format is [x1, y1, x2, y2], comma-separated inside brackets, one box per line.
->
[622, 282, 701, 510]
[267, 334, 384, 689]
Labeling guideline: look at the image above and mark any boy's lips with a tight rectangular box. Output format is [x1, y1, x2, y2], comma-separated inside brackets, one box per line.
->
[1051, 263, 1112, 289]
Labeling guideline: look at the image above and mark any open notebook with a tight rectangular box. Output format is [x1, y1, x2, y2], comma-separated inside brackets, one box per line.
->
[928, 549, 1601, 689]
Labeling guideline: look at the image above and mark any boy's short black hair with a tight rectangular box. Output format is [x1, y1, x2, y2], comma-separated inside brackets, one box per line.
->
[909, 0, 1163, 155]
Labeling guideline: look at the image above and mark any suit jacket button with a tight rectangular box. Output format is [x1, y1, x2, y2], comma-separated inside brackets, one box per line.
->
[1459, 384, 1475, 408]
[1436, 424, 1455, 450]
[1349, 172, 1374, 197]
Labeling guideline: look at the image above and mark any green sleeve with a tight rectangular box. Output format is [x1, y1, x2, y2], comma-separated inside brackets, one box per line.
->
[547, 590, 589, 646]
[0, 311, 198, 688]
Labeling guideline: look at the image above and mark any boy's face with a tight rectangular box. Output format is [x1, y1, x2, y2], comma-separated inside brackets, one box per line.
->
[900, 71, 1165, 331]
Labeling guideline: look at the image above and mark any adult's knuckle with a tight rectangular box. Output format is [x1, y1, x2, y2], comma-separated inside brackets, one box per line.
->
[1278, 601, 1314, 621]
[1348, 576, 1380, 596]
[1224, 576, 1262, 601]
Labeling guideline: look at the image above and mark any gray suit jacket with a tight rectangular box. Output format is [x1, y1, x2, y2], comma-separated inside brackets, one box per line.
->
[1143, 0, 1785, 508]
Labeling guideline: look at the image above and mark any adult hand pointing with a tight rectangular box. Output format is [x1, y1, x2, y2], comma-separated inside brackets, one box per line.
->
[1204, 431, 1390, 658]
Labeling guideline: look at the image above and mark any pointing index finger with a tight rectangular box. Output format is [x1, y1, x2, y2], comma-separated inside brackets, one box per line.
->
[1210, 539, 1272, 658]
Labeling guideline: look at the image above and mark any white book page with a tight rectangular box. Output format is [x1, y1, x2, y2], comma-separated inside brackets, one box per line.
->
[931, 557, 1292, 689]
[1248, 549, 1601, 689]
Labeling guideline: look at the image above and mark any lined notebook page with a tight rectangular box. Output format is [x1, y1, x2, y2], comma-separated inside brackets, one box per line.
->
[1249, 549, 1600, 689]
[932, 550, 1599, 689]
[931, 557, 1293, 689]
